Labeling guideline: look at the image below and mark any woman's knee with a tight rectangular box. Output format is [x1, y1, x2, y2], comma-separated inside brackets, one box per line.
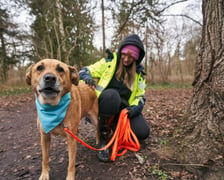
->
[130, 115, 150, 140]
[98, 89, 121, 116]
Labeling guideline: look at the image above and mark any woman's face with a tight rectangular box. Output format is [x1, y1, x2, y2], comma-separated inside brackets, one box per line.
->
[121, 52, 136, 66]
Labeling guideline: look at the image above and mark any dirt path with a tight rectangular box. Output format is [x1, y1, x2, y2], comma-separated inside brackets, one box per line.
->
[0, 88, 195, 180]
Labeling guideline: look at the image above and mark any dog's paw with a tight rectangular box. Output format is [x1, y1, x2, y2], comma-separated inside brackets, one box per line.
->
[66, 172, 75, 180]
[39, 172, 49, 180]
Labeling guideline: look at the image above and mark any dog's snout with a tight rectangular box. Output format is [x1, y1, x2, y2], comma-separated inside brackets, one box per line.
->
[44, 73, 56, 84]
[38, 72, 60, 97]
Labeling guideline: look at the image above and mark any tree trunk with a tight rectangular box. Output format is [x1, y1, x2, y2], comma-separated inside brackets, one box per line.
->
[101, 0, 106, 56]
[0, 29, 7, 83]
[56, 0, 66, 63]
[144, 25, 148, 74]
[174, 0, 224, 178]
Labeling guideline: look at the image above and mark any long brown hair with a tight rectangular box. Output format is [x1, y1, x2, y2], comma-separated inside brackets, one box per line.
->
[115, 60, 136, 90]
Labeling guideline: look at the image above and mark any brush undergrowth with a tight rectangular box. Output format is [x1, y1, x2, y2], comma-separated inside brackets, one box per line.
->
[0, 87, 32, 97]
[0, 82, 192, 97]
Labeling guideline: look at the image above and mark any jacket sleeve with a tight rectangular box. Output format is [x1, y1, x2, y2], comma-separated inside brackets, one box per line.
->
[79, 58, 106, 80]
[128, 98, 145, 117]
[128, 74, 146, 117]
[79, 67, 92, 80]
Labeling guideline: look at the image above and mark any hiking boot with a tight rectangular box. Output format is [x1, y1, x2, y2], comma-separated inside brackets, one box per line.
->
[96, 115, 114, 162]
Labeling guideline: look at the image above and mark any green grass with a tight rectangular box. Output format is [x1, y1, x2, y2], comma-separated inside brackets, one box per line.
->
[0, 87, 32, 97]
[148, 82, 193, 89]
[149, 163, 171, 180]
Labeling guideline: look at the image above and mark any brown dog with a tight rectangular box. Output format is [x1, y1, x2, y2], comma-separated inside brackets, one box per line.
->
[26, 59, 99, 180]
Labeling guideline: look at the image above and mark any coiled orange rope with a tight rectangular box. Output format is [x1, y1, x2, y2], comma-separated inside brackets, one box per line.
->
[64, 109, 140, 161]
[110, 109, 140, 161]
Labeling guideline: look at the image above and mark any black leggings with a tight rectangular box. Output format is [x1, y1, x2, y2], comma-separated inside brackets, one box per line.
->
[98, 89, 150, 140]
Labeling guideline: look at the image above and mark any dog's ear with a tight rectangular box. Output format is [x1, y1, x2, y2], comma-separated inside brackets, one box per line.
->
[69, 66, 79, 86]
[26, 64, 33, 85]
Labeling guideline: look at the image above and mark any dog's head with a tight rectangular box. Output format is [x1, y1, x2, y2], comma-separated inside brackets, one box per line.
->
[26, 59, 79, 105]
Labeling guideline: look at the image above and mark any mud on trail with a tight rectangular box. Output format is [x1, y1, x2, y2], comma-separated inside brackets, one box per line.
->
[0, 88, 196, 180]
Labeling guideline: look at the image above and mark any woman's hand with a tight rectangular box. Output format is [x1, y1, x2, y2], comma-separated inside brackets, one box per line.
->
[126, 106, 135, 119]
[84, 78, 96, 89]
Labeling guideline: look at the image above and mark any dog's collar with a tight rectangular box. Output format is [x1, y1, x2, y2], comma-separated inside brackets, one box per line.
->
[35, 92, 71, 133]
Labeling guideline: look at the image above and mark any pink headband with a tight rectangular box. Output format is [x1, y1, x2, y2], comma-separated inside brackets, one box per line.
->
[121, 45, 140, 60]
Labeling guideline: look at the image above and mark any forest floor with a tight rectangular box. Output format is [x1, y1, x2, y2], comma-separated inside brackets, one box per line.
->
[0, 88, 199, 180]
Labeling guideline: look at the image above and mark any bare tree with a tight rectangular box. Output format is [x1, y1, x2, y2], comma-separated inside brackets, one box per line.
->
[0, 7, 18, 83]
[101, 0, 106, 56]
[171, 0, 224, 178]
[55, 0, 66, 63]
[28, 0, 96, 67]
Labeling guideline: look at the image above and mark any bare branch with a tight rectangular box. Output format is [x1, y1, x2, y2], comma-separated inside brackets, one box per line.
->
[159, 0, 189, 13]
[162, 14, 202, 26]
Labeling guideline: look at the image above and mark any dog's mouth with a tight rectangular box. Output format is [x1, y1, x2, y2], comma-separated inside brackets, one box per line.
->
[37, 85, 62, 105]
[39, 87, 60, 94]
[37, 73, 62, 99]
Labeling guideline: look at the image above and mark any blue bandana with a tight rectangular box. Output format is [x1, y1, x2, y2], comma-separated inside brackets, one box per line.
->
[35, 92, 71, 133]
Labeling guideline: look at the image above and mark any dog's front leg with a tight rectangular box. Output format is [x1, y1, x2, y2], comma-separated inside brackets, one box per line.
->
[66, 137, 77, 180]
[39, 133, 51, 180]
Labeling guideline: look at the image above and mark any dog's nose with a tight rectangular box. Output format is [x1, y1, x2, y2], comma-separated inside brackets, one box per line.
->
[43, 73, 56, 85]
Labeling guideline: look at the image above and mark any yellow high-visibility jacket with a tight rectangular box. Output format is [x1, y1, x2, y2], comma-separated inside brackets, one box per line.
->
[83, 52, 146, 107]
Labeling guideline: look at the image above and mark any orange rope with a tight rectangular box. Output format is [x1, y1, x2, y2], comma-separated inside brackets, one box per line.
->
[110, 109, 140, 161]
[64, 109, 140, 161]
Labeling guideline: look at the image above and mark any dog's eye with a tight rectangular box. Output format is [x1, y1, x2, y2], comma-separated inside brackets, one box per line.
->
[37, 65, 44, 71]
[56, 66, 64, 73]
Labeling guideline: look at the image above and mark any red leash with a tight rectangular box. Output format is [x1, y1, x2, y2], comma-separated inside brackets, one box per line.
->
[64, 109, 140, 161]
[64, 127, 112, 151]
